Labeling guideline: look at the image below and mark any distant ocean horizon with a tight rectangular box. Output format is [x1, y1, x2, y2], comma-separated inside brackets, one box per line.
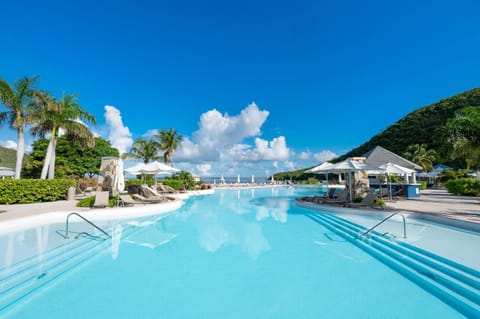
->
[198, 176, 271, 184]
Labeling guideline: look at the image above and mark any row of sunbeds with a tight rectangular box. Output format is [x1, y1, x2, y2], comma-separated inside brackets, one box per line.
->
[300, 189, 379, 208]
[91, 185, 178, 208]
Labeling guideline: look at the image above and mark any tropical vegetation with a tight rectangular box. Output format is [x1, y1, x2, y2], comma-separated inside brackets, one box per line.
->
[122, 137, 162, 164]
[154, 128, 183, 166]
[444, 178, 480, 196]
[23, 136, 119, 179]
[403, 144, 436, 171]
[0, 179, 76, 204]
[30, 91, 96, 179]
[0, 76, 39, 179]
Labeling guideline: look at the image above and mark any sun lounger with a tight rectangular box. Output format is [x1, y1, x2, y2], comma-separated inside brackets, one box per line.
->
[119, 194, 145, 206]
[93, 191, 109, 208]
[345, 193, 378, 208]
[322, 189, 348, 204]
[133, 194, 167, 204]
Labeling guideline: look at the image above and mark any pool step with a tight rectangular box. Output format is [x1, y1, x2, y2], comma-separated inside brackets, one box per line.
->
[0, 224, 139, 313]
[322, 213, 480, 291]
[305, 212, 480, 318]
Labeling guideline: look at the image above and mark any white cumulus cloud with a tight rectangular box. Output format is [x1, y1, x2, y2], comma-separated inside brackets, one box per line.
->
[176, 102, 270, 162]
[0, 140, 17, 150]
[196, 163, 212, 176]
[249, 136, 290, 161]
[284, 161, 296, 170]
[298, 150, 311, 160]
[313, 150, 337, 162]
[104, 105, 133, 154]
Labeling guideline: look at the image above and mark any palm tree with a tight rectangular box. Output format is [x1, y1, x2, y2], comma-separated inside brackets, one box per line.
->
[121, 137, 161, 164]
[444, 106, 480, 169]
[403, 144, 436, 171]
[154, 128, 183, 166]
[31, 92, 96, 179]
[0, 76, 39, 179]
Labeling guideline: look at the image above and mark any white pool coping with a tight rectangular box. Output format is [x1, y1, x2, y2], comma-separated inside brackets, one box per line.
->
[0, 189, 216, 234]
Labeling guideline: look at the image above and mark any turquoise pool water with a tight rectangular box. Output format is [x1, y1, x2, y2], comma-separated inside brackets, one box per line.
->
[1, 187, 477, 318]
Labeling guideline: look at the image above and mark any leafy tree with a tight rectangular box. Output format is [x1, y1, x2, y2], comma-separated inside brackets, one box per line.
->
[154, 128, 183, 165]
[23, 136, 119, 178]
[166, 171, 195, 190]
[444, 106, 480, 169]
[30, 92, 96, 179]
[122, 137, 161, 164]
[0, 76, 39, 179]
[403, 144, 436, 171]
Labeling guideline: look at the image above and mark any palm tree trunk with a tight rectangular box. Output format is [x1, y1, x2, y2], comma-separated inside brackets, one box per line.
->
[48, 137, 57, 179]
[40, 138, 55, 179]
[15, 128, 25, 179]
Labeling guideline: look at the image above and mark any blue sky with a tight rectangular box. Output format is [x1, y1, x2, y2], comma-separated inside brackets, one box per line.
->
[1, 0, 479, 178]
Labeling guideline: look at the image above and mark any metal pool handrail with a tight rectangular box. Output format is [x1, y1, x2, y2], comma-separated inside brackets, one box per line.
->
[57, 212, 111, 240]
[360, 213, 407, 239]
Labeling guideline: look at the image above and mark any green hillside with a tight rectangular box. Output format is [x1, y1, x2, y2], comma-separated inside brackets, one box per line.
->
[275, 87, 480, 180]
[335, 88, 480, 163]
[0, 146, 16, 168]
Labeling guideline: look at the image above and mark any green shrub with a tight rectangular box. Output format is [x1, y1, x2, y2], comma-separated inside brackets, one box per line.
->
[0, 179, 76, 204]
[418, 181, 427, 190]
[162, 179, 183, 190]
[77, 196, 96, 207]
[374, 197, 386, 208]
[125, 176, 154, 186]
[444, 178, 480, 196]
[439, 169, 469, 183]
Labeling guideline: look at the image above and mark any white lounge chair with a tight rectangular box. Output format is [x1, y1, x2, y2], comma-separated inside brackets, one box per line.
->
[93, 191, 109, 208]
[119, 194, 145, 206]
[345, 193, 378, 208]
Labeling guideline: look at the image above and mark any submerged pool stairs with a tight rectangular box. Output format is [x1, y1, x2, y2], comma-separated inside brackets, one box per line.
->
[0, 224, 139, 313]
[305, 211, 480, 318]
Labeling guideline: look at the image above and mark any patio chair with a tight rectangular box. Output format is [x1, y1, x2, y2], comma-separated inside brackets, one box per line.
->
[321, 189, 348, 204]
[119, 194, 145, 206]
[345, 193, 378, 208]
[132, 193, 166, 204]
[93, 191, 109, 208]
[156, 184, 180, 194]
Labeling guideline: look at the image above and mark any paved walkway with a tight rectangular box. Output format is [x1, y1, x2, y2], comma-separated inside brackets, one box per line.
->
[0, 200, 88, 222]
[385, 188, 480, 224]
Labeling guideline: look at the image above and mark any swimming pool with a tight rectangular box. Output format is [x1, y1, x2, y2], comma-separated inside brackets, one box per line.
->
[1, 187, 479, 318]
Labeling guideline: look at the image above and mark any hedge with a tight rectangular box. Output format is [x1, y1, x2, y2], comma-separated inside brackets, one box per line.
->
[444, 178, 480, 196]
[0, 179, 76, 204]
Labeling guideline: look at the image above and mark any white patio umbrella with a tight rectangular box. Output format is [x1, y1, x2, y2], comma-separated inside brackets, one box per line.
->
[125, 161, 179, 175]
[379, 162, 416, 175]
[124, 162, 148, 175]
[0, 167, 15, 178]
[143, 161, 180, 175]
[125, 161, 179, 184]
[311, 158, 384, 201]
[379, 162, 415, 200]
[114, 159, 125, 193]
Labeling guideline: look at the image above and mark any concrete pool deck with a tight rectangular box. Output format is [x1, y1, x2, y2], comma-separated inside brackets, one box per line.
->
[297, 188, 480, 225]
[384, 188, 480, 224]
